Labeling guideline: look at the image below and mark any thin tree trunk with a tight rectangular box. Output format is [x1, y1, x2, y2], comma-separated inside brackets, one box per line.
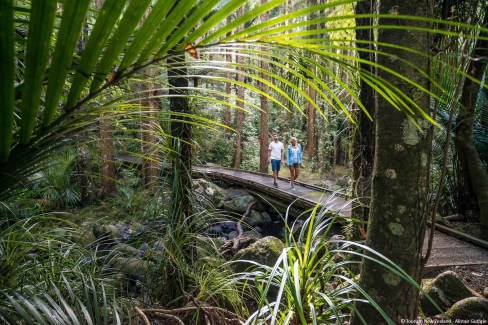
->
[141, 74, 160, 193]
[351, 0, 433, 323]
[95, 0, 116, 197]
[259, 1, 270, 173]
[454, 13, 488, 227]
[168, 54, 192, 223]
[224, 16, 232, 131]
[306, 0, 318, 161]
[100, 113, 116, 196]
[233, 6, 245, 169]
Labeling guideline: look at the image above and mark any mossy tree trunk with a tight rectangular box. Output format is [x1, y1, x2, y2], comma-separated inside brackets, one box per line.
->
[351, 0, 433, 323]
[168, 54, 192, 224]
[454, 11, 488, 228]
[350, 0, 375, 240]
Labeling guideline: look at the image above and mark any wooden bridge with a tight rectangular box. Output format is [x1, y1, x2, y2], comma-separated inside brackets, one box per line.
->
[115, 155, 488, 270]
[192, 165, 488, 271]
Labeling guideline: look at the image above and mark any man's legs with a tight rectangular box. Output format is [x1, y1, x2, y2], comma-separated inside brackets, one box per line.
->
[271, 159, 280, 186]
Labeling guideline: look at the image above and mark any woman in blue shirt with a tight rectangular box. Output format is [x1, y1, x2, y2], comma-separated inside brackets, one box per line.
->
[286, 137, 302, 190]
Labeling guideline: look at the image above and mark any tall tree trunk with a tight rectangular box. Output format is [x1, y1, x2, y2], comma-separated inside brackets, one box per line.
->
[99, 113, 116, 196]
[350, 0, 376, 239]
[454, 13, 488, 228]
[233, 6, 245, 169]
[224, 16, 232, 131]
[259, 0, 270, 173]
[141, 72, 160, 193]
[351, 0, 433, 323]
[94, 0, 116, 197]
[168, 54, 192, 223]
[306, 0, 318, 160]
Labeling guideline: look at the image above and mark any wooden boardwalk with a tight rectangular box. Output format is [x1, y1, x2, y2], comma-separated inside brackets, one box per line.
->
[194, 165, 488, 269]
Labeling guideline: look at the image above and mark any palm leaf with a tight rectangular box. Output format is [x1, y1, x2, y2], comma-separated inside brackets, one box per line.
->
[43, 0, 91, 127]
[89, 0, 152, 93]
[65, 0, 126, 109]
[0, 0, 14, 163]
[19, 0, 57, 144]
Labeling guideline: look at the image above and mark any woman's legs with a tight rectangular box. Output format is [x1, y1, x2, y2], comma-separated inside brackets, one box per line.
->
[289, 166, 296, 187]
[294, 165, 300, 181]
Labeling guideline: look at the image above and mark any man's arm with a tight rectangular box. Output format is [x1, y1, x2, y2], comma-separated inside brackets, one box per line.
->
[267, 148, 271, 163]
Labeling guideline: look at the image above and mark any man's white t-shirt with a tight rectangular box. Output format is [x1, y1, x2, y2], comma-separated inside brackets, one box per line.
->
[269, 141, 284, 160]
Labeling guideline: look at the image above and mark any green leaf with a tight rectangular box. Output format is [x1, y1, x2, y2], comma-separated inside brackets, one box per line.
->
[43, 0, 91, 127]
[136, 0, 199, 64]
[0, 0, 14, 162]
[65, 0, 126, 110]
[19, 0, 57, 144]
[200, 0, 287, 45]
[118, 0, 176, 72]
[89, 0, 152, 93]
[156, 0, 221, 55]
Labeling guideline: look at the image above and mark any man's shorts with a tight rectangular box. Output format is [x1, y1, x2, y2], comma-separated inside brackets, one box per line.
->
[271, 159, 281, 171]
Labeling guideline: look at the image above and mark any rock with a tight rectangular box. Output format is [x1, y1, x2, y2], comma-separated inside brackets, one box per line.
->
[193, 179, 226, 208]
[92, 223, 121, 246]
[484, 287, 488, 299]
[223, 194, 257, 214]
[227, 231, 238, 239]
[75, 222, 97, 246]
[243, 210, 272, 227]
[231, 236, 285, 272]
[242, 229, 263, 241]
[112, 243, 141, 257]
[420, 271, 481, 316]
[444, 297, 488, 320]
[112, 257, 153, 279]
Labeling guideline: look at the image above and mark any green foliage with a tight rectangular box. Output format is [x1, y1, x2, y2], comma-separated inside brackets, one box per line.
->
[0, 275, 127, 325]
[31, 151, 81, 208]
[234, 198, 431, 324]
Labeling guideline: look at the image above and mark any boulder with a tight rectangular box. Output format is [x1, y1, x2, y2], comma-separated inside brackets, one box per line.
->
[193, 178, 226, 208]
[243, 210, 272, 227]
[112, 257, 153, 280]
[231, 236, 285, 272]
[75, 222, 97, 246]
[420, 271, 481, 316]
[444, 297, 488, 320]
[223, 194, 257, 214]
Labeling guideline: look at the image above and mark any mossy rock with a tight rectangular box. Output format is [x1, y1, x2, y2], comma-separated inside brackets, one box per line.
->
[231, 236, 285, 272]
[444, 297, 488, 320]
[420, 271, 480, 316]
[111, 257, 153, 279]
[243, 210, 271, 227]
[194, 178, 226, 208]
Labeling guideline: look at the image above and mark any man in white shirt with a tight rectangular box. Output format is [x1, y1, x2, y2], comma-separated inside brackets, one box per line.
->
[267, 132, 284, 187]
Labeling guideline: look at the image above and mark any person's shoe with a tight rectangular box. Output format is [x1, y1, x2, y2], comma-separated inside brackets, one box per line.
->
[273, 182, 278, 188]
[291, 186, 296, 190]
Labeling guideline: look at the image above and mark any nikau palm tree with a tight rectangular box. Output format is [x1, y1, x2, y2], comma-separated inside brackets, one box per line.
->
[1, 0, 487, 323]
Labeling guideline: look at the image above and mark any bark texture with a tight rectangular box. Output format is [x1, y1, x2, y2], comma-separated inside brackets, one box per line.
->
[233, 6, 245, 169]
[258, 1, 270, 174]
[351, 0, 433, 323]
[168, 54, 192, 222]
[351, 0, 375, 238]
[454, 12, 488, 227]
[141, 68, 161, 192]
